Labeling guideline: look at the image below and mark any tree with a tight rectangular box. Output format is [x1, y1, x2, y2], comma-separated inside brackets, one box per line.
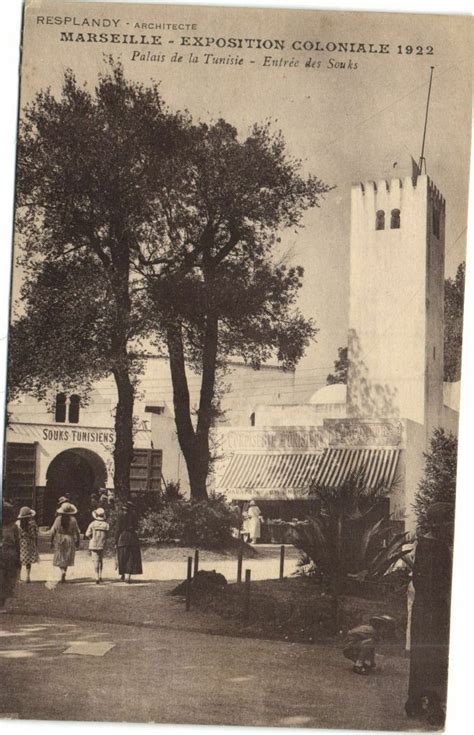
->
[326, 346, 348, 385]
[444, 261, 465, 382]
[141, 120, 332, 499]
[14, 63, 189, 499]
[9, 257, 112, 402]
[413, 428, 457, 534]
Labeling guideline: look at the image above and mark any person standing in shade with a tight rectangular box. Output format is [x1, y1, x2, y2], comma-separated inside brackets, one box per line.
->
[50, 502, 81, 583]
[405, 502, 454, 726]
[115, 501, 142, 583]
[246, 500, 262, 544]
[85, 507, 109, 584]
[0, 501, 21, 613]
[16, 506, 40, 583]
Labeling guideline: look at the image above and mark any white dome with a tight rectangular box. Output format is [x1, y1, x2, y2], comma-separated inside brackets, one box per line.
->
[309, 383, 347, 406]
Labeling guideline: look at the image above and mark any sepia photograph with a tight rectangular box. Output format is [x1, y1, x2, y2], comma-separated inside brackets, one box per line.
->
[0, 0, 473, 732]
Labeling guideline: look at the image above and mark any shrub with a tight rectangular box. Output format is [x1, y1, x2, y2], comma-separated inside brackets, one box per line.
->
[180, 495, 237, 548]
[291, 470, 410, 585]
[413, 428, 457, 536]
[136, 493, 237, 549]
[139, 505, 184, 545]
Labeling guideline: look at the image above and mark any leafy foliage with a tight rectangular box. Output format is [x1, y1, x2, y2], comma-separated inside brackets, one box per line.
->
[444, 261, 465, 382]
[142, 118, 332, 499]
[137, 493, 238, 549]
[13, 61, 332, 502]
[14, 62, 192, 497]
[413, 428, 457, 534]
[8, 257, 114, 401]
[326, 346, 348, 385]
[291, 472, 409, 585]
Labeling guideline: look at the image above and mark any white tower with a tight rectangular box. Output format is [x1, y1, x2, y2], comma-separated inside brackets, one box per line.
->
[348, 174, 445, 439]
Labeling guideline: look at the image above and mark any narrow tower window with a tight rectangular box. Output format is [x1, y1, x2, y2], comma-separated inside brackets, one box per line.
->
[375, 210, 385, 230]
[390, 208, 401, 229]
[250, 412, 256, 427]
[68, 394, 80, 424]
[54, 393, 66, 423]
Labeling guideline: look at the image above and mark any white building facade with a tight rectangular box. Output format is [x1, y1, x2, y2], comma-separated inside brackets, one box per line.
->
[5, 358, 295, 524]
[208, 171, 459, 532]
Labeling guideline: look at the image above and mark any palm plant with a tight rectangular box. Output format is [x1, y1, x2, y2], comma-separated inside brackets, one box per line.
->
[291, 470, 409, 630]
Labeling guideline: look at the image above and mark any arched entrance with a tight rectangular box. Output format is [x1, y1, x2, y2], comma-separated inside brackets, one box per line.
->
[45, 449, 108, 527]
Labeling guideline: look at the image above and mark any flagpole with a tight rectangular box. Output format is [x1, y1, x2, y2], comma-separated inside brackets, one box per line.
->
[418, 66, 435, 175]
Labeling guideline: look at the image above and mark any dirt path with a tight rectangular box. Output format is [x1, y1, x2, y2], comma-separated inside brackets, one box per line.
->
[0, 613, 432, 731]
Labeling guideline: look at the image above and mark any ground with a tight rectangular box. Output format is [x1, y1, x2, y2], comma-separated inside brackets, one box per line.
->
[1, 614, 430, 730]
[0, 545, 434, 730]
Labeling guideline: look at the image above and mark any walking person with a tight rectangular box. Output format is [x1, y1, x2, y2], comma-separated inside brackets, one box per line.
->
[246, 500, 262, 544]
[115, 501, 142, 583]
[85, 507, 109, 584]
[16, 506, 40, 583]
[0, 501, 21, 613]
[49, 502, 81, 583]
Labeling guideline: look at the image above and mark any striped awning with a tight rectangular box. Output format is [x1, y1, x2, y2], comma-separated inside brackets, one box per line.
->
[312, 447, 400, 490]
[220, 452, 323, 493]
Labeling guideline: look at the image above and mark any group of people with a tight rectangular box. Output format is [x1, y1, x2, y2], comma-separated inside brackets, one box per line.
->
[0, 494, 144, 609]
[49, 495, 143, 583]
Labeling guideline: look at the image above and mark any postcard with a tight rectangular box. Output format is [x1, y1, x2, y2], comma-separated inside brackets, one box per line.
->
[1, 1, 472, 731]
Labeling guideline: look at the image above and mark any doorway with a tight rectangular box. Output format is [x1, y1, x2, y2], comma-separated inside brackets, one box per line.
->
[45, 448, 108, 528]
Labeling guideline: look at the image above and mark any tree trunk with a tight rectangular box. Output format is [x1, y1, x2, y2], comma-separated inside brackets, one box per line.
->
[194, 309, 219, 499]
[166, 322, 210, 501]
[109, 242, 135, 501]
[112, 365, 135, 500]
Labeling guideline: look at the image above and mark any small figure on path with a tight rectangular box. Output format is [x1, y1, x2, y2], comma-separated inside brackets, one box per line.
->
[85, 507, 110, 584]
[343, 615, 395, 675]
[246, 500, 262, 544]
[115, 501, 143, 583]
[0, 501, 21, 613]
[50, 502, 81, 583]
[405, 502, 453, 725]
[16, 506, 40, 583]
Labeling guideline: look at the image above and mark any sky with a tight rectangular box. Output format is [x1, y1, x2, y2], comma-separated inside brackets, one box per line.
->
[15, 1, 473, 399]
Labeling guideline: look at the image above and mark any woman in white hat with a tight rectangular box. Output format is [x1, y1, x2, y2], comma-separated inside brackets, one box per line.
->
[84, 507, 110, 584]
[16, 506, 40, 583]
[49, 502, 81, 582]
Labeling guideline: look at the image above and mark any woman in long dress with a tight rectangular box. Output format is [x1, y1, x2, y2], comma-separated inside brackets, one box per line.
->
[115, 502, 142, 583]
[246, 500, 262, 544]
[50, 502, 81, 582]
[16, 506, 40, 583]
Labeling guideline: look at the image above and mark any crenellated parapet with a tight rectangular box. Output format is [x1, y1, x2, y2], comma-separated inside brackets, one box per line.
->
[428, 177, 446, 210]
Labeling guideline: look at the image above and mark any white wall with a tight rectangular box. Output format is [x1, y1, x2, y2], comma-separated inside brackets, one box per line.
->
[254, 401, 346, 427]
[348, 175, 439, 426]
